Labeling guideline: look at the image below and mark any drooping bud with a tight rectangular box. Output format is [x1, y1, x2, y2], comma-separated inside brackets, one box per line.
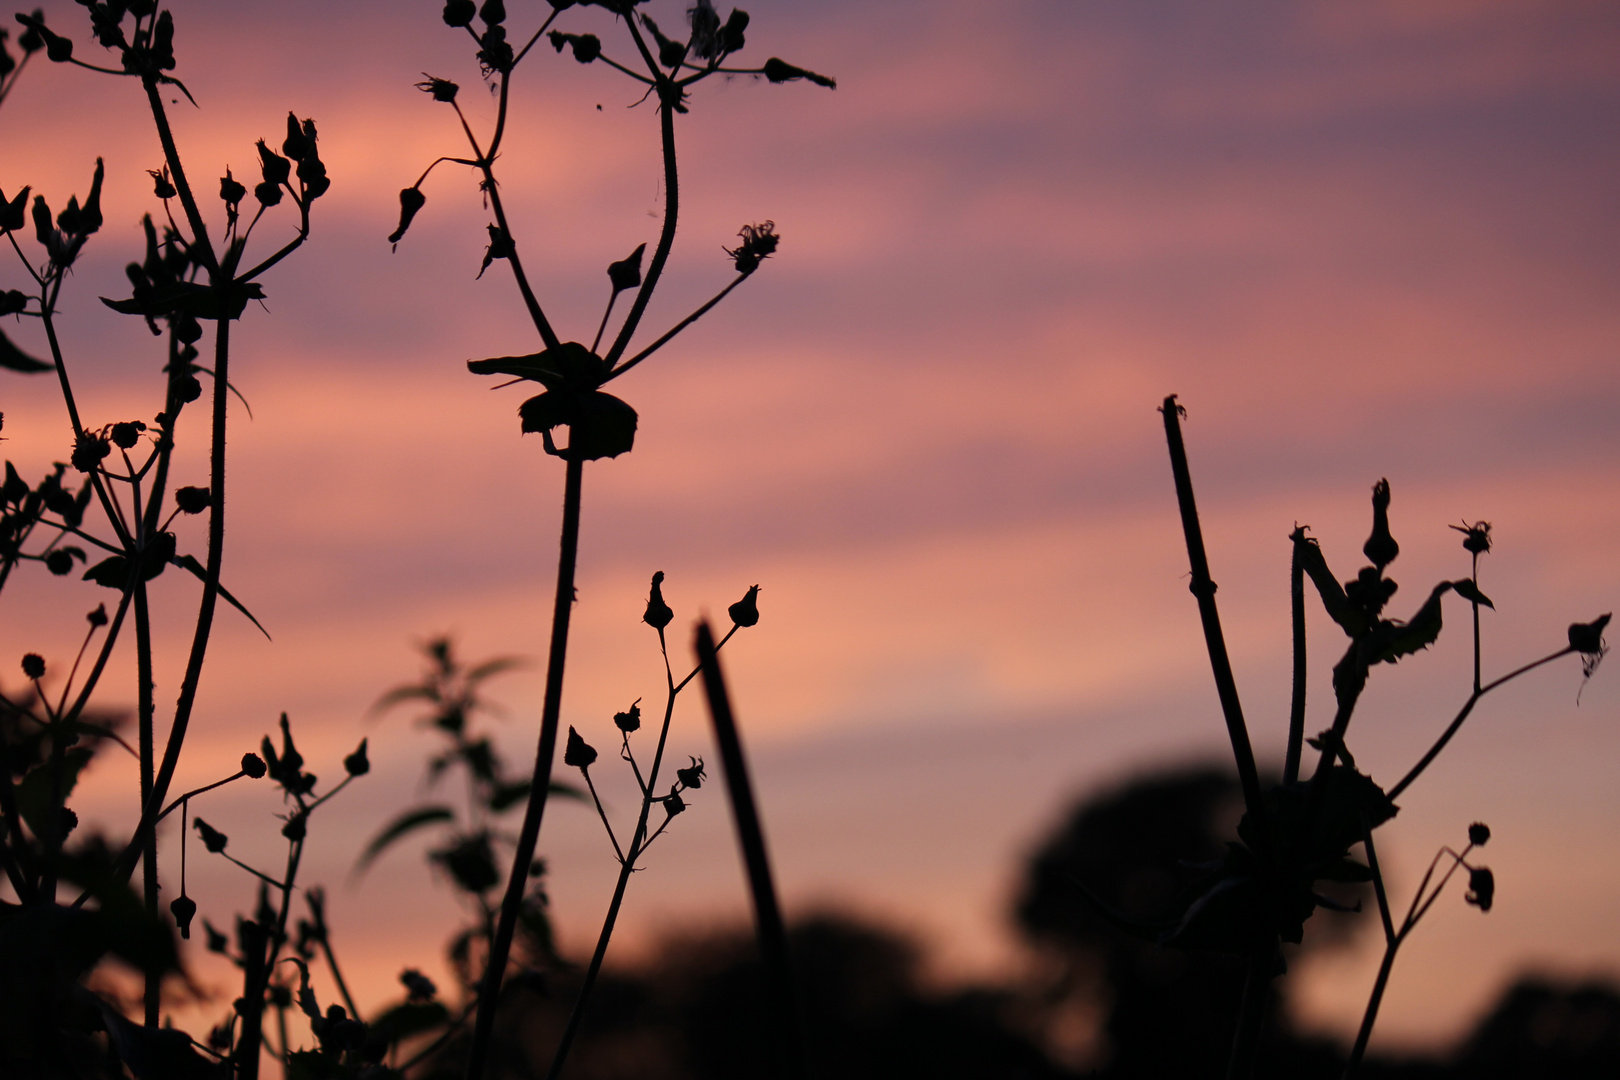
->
[171, 894, 197, 938]
[389, 188, 426, 249]
[1568, 613, 1611, 655]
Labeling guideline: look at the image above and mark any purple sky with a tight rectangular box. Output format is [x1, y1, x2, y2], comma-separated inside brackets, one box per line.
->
[3, 0, 1619, 1057]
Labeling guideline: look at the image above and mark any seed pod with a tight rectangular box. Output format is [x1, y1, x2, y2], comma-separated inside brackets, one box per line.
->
[1468, 822, 1490, 847]
[282, 112, 312, 161]
[241, 752, 267, 778]
[175, 486, 211, 514]
[148, 169, 176, 200]
[1568, 613, 1611, 655]
[614, 701, 641, 733]
[45, 550, 75, 576]
[257, 140, 291, 187]
[0, 187, 26, 233]
[608, 243, 646, 293]
[443, 0, 476, 27]
[110, 420, 144, 449]
[344, 738, 370, 777]
[21, 653, 44, 680]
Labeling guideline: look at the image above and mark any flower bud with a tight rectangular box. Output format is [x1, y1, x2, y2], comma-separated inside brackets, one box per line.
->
[87, 603, 108, 627]
[1362, 478, 1398, 571]
[443, 0, 476, 27]
[281, 112, 312, 161]
[676, 756, 705, 789]
[21, 653, 44, 680]
[663, 786, 686, 819]
[1465, 866, 1494, 912]
[344, 738, 370, 777]
[282, 811, 307, 842]
[1468, 822, 1490, 847]
[1568, 613, 1611, 655]
[45, 549, 75, 576]
[564, 726, 597, 769]
[479, 0, 506, 25]
[194, 817, 228, 853]
[71, 431, 110, 473]
[608, 242, 646, 293]
[257, 140, 291, 187]
[643, 570, 674, 630]
[0, 187, 27, 234]
[241, 752, 267, 778]
[400, 969, 437, 1002]
[219, 169, 246, 208]
[148, 169, 176, 200]
[175, 486, 211, 514]
[728, 584, 760, 628]
[613, 701, 641, 733]
[110, 420, 144, 449]
[254, 181, 283, 208]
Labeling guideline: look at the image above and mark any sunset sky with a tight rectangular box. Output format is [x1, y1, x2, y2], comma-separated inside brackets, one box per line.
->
[2, 0, 1619, 1058]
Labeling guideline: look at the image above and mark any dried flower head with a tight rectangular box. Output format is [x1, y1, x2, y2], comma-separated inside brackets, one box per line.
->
[724, 221, 778, 275]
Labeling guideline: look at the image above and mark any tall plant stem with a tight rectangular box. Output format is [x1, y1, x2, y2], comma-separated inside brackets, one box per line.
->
[466, 455, 585, 1080]
[1225, 957, 1270, 1080]
[135, 579, 159, 1027]
[1342, 942, 1399, 1078]
[112, 314, 232, 885]
[1284, 529, 1308, 784]
[1160, 397, 1267, 842]
[698, 621, 809, 1080]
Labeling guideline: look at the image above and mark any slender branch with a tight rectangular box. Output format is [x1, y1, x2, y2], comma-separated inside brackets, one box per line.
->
[1388, 646, 1574, 801]
[606, 273, 749, 382]
[579, 767, 625, 864]
[141, 75, 219, 276]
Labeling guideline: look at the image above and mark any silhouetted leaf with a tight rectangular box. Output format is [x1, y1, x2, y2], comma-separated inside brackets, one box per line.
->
[0, 325, 49, 372]
[1369, 582, 1452, 665]
[519, 388, 637, 460]
[1296, 535, 1364, 637]
[15, 747, 93, 841]
[356, 805, 455, 872]
[366, 1001, 449, 1046]
[100, 279, 265, 321]
[173, 554, 271, 640]
[1451, 578, 1494, 609]
[468, 340, 605, 390]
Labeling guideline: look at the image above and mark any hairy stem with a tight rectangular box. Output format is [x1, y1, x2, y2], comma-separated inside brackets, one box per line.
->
[1284, 528, 1307, 785]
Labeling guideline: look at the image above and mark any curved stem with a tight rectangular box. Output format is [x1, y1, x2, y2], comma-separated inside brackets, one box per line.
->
[465, 456, 584, 1080]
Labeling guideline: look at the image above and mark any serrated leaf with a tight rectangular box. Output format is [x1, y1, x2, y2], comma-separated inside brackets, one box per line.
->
[355, 806, 455, 872]
[1451, 578, 1493, 609]
[1369, 581, 1452, 665]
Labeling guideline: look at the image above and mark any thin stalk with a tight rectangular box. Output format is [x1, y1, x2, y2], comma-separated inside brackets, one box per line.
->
[135, 578, 159, 1027]
[1471, 551, 1482, 693]
[465, 455, 584, 1080]
[603, 19, 680, 368]
[697, 620, 809, 1080]
[112, 313, 233, 885]
[1343, 942, 1398, 1078]
[1224, 956, 1270, 1080]
[1160, 397, 1267, 844]
[1388, 646, 1572, 801]
[1284, 528, 1307, 785]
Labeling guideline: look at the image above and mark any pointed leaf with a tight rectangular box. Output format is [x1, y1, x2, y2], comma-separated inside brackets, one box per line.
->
[1451, 578, 1494, 609]
[173, 554, 271, 640]
[0, 325, 49, 373]
[356, 805, 455, 872]
[1370, 582, 1452, 665]
[1296, 535, 1365, 637]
